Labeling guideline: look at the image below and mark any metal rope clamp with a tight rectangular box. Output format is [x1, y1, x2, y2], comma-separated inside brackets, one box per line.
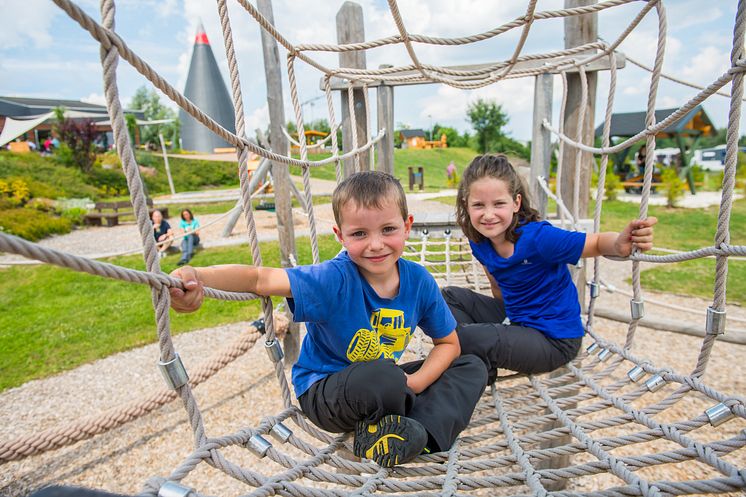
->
[158, 481, 194, 497]
[630, 299, 645, 320]
[598, 348, 612, 362]
[158, 353, 189, 390]
[265, 339, 284, 363]
[586, 342, 600, 354]
[705, 307, 726, 335]
[270, 422, 293, 443]
[705, 402, 735, 427]
[645, 374, 666, 392]
[246, 434, 272, 458]
[627, 365, 646, 382]
[588, 281, 600, 299]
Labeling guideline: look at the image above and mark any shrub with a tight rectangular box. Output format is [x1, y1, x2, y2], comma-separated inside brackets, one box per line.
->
[60, 207, 88, 226]
[661, 167, 685, 207]
[0, 178, 30, 207]
[604, 166, 621, 201]
[0, 208, 72, 241]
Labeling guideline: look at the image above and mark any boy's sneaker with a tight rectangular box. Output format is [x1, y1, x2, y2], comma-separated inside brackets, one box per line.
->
[353, 415, 427, 467]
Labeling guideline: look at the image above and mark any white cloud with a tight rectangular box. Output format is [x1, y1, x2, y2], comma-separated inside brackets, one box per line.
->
[681, 46, 730, 84]
[81, 93, 107, 106]
[0, 0, 57, 49]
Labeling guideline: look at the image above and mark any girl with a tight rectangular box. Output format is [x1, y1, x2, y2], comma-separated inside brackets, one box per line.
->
[151, 209, 174, 259]
[178, 208, 201, 266]
[442, 154, 657, 383]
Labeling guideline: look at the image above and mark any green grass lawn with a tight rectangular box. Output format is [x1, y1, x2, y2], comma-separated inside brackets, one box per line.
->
[0, 235, 342, 392]
[289, 147, 482, 191]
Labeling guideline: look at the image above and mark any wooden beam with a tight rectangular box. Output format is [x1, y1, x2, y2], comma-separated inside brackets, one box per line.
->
[321, 52, 624, 90]
[530, 73, 553, 217]
[376, 64, 395, 175]
[257, 0, 299, 366]
[337, 1, 370, 176]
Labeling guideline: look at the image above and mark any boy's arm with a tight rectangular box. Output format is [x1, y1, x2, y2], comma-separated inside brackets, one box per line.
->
[405, 330, 460, 394]
[169, 264, 292, 313]
[581, 217, 657, 258]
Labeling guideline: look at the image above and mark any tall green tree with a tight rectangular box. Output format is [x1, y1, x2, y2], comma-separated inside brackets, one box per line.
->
[466, 99, 509, 154]
[128, 86, 180, 148]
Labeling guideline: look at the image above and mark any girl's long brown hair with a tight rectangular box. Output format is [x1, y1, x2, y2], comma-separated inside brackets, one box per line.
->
[456, 154, 541, 243]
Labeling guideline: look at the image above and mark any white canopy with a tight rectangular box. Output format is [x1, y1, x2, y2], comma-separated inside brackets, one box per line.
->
[0, 110, 164, 147]
[0, 112, 53, 147]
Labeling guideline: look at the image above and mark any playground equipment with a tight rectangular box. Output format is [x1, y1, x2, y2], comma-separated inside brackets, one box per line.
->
[1, 1, 745, 496]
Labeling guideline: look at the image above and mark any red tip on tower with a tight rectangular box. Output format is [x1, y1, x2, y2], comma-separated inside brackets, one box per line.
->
[194, 23, 210, 45]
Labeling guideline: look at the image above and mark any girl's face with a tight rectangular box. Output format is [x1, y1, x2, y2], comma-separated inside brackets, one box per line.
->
[466, 177, 521, 245]
[182, 210, 192, 221]
[152, 210, 163, 224]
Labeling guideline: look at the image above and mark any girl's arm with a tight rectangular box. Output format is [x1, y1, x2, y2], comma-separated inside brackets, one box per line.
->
[483, 267, 503, 300]
[405, 330, 460, 394]
[169, 264, 292, 313]
[582, 217, 657, 258]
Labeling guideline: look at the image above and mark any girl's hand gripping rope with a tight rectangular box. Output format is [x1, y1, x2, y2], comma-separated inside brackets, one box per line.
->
[614, 217, 658, 257]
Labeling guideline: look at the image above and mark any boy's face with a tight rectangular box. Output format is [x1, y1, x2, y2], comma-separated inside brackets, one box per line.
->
[333, 198, 413, 282]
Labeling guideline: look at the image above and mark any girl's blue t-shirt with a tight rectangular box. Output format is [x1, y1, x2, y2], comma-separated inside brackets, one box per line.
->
[470, 220, 586, 340]
[179, 219, 200, 231]
[285, 251, 456, 398]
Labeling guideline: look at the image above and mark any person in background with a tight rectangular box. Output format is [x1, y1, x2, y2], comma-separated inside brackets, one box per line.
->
[177, 209, 200, 266]
[151, 209, 174, 259]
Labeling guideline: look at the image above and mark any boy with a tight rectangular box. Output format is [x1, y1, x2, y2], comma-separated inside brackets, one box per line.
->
[170, 171, 487, 467]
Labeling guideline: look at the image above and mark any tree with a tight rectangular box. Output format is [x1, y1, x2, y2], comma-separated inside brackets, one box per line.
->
[466, 99, 509, 154]
[128, 86, 179, 149]
[432, 123, 471, 148]
[54, 107, 98, 174]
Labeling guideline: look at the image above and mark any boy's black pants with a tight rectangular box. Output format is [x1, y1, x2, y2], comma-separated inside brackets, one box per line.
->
[442, 286, 582, 384]
[298, 355, 487, 452]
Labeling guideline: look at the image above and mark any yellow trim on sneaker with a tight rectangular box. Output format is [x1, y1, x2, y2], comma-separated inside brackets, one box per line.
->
[365, 433, 405, 459]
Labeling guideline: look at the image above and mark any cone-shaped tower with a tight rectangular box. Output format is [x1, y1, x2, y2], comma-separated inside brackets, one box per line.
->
[179, 23, 236, 153]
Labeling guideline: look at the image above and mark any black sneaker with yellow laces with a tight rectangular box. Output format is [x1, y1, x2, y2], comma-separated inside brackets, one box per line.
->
[353, 415, 428, 467]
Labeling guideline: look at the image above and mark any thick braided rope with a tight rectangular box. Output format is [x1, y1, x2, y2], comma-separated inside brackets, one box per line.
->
[98, 0, 212, 452]
[216, 0, 293, 410]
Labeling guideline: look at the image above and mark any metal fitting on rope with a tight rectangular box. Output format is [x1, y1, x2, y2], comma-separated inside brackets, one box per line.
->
[246, 434, 272, 458]
[444, 229, 451, 236]
[158, 354, 189, 390]
[270, 422, 293, 443]
[251, 318, 266, 335]
[588, 281, 600, 299]
[645, 374, 666, 392]
[265, 339, 284, 363]
[705, 402, 735, 427]
[586, 342, 600, 354]
[158, 481, 194, 497]
[598, 348, 612, 362]
[705, 307, 726, 335]
[627, 365, 646, 382]
[630, 299, 645, 320]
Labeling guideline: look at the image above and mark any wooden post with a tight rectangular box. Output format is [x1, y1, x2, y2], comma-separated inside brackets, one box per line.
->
[559, 0, 598, 221]
[337, 1, 369, 177]
[257, 0, 299, 365]
[377, 64, 395, 175]
[530, 73, 554, 218]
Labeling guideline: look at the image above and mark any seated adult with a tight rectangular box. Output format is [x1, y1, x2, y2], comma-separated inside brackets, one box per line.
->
[178, 208, 200, 266]
[151, 209, 174, 259]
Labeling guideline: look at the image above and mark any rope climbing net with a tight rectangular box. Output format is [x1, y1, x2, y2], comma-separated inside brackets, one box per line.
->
[1, 0, 745, 496]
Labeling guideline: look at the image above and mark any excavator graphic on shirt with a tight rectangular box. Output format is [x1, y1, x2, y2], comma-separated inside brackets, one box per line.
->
[346, 308, 412, 362]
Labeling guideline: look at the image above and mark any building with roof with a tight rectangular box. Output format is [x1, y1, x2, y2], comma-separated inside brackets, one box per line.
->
[0, 96, 145, 148]
[595, 105, 716, 193]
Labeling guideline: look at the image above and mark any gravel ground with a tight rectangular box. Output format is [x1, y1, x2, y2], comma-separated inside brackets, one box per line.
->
[1, 191, 744, 496]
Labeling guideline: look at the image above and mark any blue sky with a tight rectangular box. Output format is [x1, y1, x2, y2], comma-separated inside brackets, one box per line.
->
[0, 0, 741, 142]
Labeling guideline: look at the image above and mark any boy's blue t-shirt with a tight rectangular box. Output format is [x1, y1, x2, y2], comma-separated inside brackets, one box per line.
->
[285, 251, 456, 398]
[470, 220, 586, 340]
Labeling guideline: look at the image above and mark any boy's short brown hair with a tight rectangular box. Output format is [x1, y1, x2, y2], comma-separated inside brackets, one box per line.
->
[332, 171, 408, 226]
